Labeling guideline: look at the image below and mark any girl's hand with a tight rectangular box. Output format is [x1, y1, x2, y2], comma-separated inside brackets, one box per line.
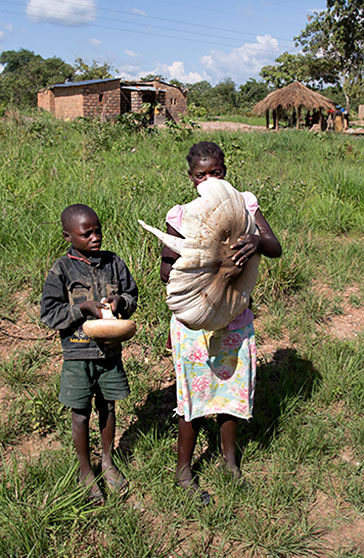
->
[230, 209, 282, 266]
[230, 234, 261, 267]
[80, 300, 107, 319]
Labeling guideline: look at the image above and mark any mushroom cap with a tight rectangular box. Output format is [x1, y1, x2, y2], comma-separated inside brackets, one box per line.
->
[168, 178, 260, 330]
[138, 178, 260, 331]
[82, 319, 136, 341]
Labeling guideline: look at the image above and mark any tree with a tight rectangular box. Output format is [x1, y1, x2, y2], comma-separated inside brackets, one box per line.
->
[213, 78, 238, 112]
[72, 58, 116, 81]
[169, 78, 185, 88]
[295, 0, 364, 109]
[0, 49, 74, 107]
[186, 80, 214, 109]
[139, 73, 166, 82]
[260, 51, 337, 89]
[238, 78, 271, 109]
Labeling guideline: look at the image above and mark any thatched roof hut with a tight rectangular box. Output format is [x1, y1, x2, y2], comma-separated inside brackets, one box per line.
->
[253, 81, 336, 130]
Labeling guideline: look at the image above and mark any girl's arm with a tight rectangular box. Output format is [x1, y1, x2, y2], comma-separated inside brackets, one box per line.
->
[231, 208, 282, 267]
[160, 223, 184, 283]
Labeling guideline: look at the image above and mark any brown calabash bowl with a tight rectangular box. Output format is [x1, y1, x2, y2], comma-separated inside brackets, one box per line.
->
[82, 319, 137, 342]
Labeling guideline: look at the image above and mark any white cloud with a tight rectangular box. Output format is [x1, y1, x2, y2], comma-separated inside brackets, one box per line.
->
[132, 8, 147, 16]
[4, 23, 14, 31]
[88, 37, 101, 46]
[200, 35, 281, 84]
[0, 31, 4, 41]
[0, 63, 4, 73]
[26, 0, 96, 25]
[125, 49, 138, 58]
[154, 61, 203, 84]
[116, 64, 142, 80]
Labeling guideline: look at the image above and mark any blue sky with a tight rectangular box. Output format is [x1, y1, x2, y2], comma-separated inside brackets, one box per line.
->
[0, 0, 327, 85]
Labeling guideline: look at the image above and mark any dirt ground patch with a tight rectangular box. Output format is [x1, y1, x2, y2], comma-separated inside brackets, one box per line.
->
[198, 120, 266, 132]
[309, 489, 364, 555]
[313, 282, 364, 340]
[1, 286, 363, 555]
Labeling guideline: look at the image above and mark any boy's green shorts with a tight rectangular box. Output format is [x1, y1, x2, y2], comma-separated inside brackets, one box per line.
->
[59, 355, 130, 409]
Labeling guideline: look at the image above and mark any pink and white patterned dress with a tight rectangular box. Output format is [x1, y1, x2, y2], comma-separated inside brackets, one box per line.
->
[167, 191, 258, 421]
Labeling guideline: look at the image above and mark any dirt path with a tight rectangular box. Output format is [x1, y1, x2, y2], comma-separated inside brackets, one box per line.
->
[198, 119, 364, 134]
[198, 120, 266, 132]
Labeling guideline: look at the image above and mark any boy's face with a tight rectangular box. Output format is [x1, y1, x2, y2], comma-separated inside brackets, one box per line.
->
[63, 212, 102, 257]
[189, 156, 226, 188]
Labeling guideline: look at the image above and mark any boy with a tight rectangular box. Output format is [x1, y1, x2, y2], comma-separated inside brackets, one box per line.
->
[41, 204, 138, 504]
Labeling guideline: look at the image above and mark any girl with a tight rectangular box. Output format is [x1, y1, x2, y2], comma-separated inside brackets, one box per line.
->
[160, 141, 281, 505]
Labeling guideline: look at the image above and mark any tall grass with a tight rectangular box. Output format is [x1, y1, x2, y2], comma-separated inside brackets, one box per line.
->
[0, 111, 363, 556]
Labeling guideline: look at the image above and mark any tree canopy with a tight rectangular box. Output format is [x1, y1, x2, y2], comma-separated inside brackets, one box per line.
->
[295, 0, 364, 108]
[260, 52, 337, 90]
[139, 74, 166, 82]
[0, 49, 74, 107]
[72, 58, 117, 81]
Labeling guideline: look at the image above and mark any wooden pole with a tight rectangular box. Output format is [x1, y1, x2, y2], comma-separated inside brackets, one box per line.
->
[275, 107, 279, 130]
[273, 109, 276, 130]
[297, 106, 301, 129]
[319, 109, 322, 130]
[265, 110, 269, 129]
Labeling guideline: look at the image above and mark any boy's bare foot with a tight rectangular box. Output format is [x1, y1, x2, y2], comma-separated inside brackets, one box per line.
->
[102, 463, 128, 496]
[80, 472, 105, 505]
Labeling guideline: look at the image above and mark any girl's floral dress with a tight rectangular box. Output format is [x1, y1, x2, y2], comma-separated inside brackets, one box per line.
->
[167, 191, 259, 421]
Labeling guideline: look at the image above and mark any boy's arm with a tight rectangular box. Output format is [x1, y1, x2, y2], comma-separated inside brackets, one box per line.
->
[40, 269, 86, 330]
[105, 258, 138, 318]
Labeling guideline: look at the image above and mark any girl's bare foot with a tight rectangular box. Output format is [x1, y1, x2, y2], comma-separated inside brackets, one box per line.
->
[175, 466, 210, 506]
[225, 461, 242, 480]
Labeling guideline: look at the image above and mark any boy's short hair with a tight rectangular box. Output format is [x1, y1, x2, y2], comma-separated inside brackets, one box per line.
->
[61, 204, 98, 231]
[186, 142, 225, 170]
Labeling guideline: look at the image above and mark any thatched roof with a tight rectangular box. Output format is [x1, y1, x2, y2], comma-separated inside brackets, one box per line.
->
[253, 81, 335, 114]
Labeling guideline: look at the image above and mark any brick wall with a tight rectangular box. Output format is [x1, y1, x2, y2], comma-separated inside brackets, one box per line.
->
[37, 79, 121, 121]
[37, 89, 54, 112]
[82, 80, 121, 121]
[53, 87, 84, 120]
[38, 79, 185, 123]
[130, 90, 143, 113]
[142, 81, 187, 122]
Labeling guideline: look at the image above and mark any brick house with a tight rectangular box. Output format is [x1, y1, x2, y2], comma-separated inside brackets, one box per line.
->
[122, 79, 188, 123]
[37, 78, 187, 124]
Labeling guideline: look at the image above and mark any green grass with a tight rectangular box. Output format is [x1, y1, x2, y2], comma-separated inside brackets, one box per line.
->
[0, 110, 363, 556]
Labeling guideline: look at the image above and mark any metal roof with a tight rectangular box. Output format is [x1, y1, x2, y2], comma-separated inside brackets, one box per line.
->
[48, 78, 120, 89]
[120, 85, 165, 92]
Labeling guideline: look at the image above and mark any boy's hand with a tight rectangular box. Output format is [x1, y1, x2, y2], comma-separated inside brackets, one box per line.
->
[103, 295, 126, 315]
[79, 301, 107, 319]
[230, 234, 261, 267]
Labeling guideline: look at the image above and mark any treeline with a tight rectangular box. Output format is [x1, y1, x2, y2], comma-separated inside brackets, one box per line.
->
[0, 48, 346, 119]
[181, 78, 271, 117]
[0, 48, 273, 115]
[0, 49, 116, 109]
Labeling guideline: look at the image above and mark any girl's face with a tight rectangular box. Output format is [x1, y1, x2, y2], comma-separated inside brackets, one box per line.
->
[189, 156, 226, 187]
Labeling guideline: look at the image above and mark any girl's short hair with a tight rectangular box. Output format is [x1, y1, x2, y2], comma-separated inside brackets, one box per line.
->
[186, 142, 225, 170]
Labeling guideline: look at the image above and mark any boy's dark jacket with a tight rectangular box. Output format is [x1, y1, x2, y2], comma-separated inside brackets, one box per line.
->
[40, 246, 138, 360]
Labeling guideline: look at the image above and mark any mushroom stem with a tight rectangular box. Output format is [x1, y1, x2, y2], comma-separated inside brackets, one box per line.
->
[138, 220, 184, 254]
